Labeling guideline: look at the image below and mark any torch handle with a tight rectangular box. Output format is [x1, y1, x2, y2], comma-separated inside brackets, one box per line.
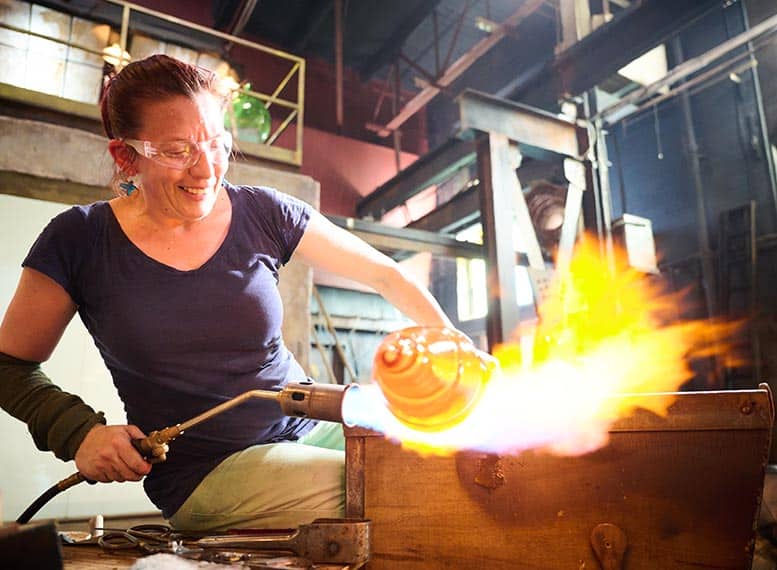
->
[131, 425, 182, 464]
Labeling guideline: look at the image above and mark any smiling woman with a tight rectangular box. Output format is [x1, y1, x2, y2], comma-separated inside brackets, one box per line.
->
[0, 53, 458, 533]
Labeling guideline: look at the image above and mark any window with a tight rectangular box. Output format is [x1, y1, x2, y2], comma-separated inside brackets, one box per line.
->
[0, 1, 111, 103]
[455, 223, 538, 321]
[0, 1, 234, 106]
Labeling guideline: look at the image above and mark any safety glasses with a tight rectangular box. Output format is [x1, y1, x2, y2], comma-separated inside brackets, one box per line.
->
[123, 131, 233, 170]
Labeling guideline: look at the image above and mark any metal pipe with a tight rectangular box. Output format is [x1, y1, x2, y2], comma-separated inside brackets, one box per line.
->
[621, 54, 757, 126]
[432, 8, 440, 76]
[392, 62, 402, 172]
[597, 9, 777, 123]
[335, 0, 344, 132]
[442, 0, 471, 73]
[296, 58, 306, 165]
[266, 109, 299, 146]
[264, 62, 301, 111]
[670, 37, 717, 321]
[119, 4, 129, 63]
[739, 2, 777, 227]
[593, 116, 615, 273]
[235, 85, 298, 110]
[230, 0, 257, 37]
[313, 286, 358, 384]
[310, 323, 338, 384]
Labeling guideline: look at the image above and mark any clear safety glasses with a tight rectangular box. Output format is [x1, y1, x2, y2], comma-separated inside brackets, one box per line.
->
[123, 131, 233, 170]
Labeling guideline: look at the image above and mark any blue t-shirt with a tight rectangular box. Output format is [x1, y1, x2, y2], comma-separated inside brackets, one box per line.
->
[23, 183, 315, 517]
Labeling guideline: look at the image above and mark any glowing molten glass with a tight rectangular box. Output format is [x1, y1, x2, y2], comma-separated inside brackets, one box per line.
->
[351, 235, 745, 457]
[373, 327, 497, 431]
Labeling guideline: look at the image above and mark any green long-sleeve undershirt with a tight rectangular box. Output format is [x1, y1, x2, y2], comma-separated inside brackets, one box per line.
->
[0, 351, 106, 461]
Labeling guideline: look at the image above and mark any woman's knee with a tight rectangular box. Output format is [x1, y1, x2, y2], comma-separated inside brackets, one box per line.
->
[170, 442, 345, 531]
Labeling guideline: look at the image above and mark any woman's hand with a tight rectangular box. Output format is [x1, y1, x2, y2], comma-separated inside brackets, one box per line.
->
[74, 424, 152, 483]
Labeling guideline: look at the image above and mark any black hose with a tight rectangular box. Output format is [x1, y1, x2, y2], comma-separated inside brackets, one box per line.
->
[16, 472, 91, 524]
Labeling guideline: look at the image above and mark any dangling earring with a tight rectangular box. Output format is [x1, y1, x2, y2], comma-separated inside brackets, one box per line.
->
[118, 169, 139, 196]
[119, 180, 138, 196]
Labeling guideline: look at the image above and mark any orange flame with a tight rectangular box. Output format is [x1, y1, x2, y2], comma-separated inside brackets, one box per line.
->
[343, 235, 745, 457]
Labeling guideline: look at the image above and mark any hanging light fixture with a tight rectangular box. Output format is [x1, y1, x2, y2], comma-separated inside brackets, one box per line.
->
[101, 43, 131, 69]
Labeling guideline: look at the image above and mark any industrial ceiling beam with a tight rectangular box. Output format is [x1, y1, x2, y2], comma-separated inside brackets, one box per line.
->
[358, 89, 582, 235]
[406, 184, 480, 235]
[356, 138, 476, 219]
[406, 155, 569, 235]
[458, 89, 582, 158]
[557, 0, 591, 54]
[373, 0, 547, 137]
[327, 214, 483, 260]
[357, 0, 444, 79]
[225, 0, 258, 37]
[476, 133, 523, 348]
[500, 0, 721, 105]
[291, 0, 332, 53]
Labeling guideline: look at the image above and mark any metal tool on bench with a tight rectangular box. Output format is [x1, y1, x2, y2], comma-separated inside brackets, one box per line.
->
[196, 518, 371, 566]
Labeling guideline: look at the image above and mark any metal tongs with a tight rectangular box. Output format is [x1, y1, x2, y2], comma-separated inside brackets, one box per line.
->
[196, 518, 371, 566]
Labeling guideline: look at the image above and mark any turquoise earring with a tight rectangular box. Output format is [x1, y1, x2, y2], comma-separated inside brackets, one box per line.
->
[119, 180, 138, 196]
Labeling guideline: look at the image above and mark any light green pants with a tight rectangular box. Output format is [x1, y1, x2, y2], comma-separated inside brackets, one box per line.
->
[168, 421, 345, 531]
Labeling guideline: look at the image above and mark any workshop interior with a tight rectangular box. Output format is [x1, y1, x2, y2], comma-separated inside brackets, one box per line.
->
[2, 0, 777, 568]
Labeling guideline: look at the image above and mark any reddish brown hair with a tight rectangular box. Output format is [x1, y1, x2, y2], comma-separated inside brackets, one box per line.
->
[100, 54, 224, 140]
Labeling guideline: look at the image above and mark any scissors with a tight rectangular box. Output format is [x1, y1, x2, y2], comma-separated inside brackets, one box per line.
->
[97, 523, 181, 554]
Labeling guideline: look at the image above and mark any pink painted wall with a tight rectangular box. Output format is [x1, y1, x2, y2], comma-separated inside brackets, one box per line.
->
[301, 125, 418, 217]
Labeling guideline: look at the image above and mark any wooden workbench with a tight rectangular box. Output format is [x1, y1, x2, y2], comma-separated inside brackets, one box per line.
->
[63, 544, 139, 569]
[61, 545, 359, 568]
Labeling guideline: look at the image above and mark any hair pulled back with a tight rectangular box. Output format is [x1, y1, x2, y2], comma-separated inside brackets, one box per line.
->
[100, 54, 223, 140]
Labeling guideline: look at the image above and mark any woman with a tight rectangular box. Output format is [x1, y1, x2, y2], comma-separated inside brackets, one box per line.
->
[0, 54, 453, 531]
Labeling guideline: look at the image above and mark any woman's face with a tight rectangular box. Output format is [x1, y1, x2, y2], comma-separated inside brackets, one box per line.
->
[131, 91, 229, 223]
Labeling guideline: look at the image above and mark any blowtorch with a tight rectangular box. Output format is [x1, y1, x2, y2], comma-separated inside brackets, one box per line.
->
[16, 380, 357, 524]
[17, 326, 498, 523]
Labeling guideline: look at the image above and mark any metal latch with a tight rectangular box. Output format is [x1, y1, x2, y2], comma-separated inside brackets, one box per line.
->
[590, 523, 627, 570]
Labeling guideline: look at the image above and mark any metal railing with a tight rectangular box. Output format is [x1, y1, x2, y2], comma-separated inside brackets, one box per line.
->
[0, 0, 306, 166]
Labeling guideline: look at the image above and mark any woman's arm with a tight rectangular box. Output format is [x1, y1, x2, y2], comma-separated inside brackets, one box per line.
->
[0, 268, 150, 482]
[0, 267, 77, 362]
[295, 211, 454, 329]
